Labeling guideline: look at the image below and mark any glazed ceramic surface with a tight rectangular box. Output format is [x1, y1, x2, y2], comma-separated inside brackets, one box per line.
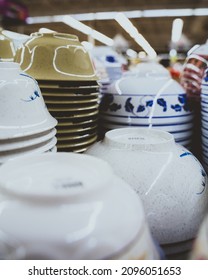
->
[201, 69, 208, 170]
[100, 76, 192, 119]
[14, 32, 97, 81]
[0, 62, 57, 139]
[0, 128, 56, 152]
[0, 137, 57, 164]
[85, 128, 208, 251]
[99, 62, 193, 150]
[180, 42, 208, 97]
[0, 153, 158, 260]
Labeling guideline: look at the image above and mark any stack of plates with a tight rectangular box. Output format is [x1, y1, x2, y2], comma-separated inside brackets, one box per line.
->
[201, 69, 208, 170]
[14, 31, 100, 152]
[38, 80, 99, 152]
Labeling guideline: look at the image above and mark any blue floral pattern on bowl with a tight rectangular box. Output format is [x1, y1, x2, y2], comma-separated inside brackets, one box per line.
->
[100, 93, 192, 117]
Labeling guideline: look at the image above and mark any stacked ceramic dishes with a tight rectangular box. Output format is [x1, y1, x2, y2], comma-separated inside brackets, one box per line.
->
[14, 32, 99, 152]
[99, 62, 194, 149]
[201, 68, 208, 171]
[0, 152, 160, 260]
[0, 62, 57, 164]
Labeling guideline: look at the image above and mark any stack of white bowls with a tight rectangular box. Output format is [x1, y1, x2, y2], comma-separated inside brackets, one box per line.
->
[99, 62, 194, 149]
[201, 68, 208, 170]
[0, 152, 160, 260]
[0, 62, 57, 164]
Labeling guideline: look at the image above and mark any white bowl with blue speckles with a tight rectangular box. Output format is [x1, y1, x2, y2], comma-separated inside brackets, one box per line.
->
[85, 127, 208, 256]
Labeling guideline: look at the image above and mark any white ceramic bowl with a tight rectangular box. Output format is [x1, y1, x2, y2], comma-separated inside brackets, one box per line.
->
[0, 128, 56, 152]
[100, 112, 194, 125]
[0, 62, 57, 140]
[127, 62, 171, 78]
[101, 121, 193, 141]
[0, 153, 159, 260]
[85, 128, 208, 255]
[0, 137, 57, 164]
[99, 62, 193, 129]
[101, 120, 193, 132]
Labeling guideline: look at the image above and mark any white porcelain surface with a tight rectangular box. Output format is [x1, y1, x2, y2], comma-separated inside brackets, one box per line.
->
[100, 62, 193, 135]
[0, 128, 56, 152]
[0, 153, 158, 260]
[100, 112, 194, 125]
[85, 128, 208, 252]
[201, 68, 208, 166]
[100, 76, 192, 119]
[126, 62, 171, 78]
[0, 62, 57, 140]
[0, 137, 57, 164]
[102, 121, 193, 141]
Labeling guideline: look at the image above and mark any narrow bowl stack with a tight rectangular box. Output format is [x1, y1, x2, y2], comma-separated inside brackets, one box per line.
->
[14, 32, 99, 152]
[201, 68, 208, 171]
[0, 62, 57, 164]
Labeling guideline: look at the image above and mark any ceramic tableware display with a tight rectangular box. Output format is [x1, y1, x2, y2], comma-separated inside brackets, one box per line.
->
[201, 68, 208, 171]
[85, 127, 208, 258]
[99, 62, 194, 149]
[0, 152, 160, 260]
[0, 62, 57, 164]
[14, 32, 99, 152]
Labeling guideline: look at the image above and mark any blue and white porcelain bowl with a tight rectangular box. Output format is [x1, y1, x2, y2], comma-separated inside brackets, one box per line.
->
[0, 62, 57, 140]
[99, 62, 194, 147]
[100, 76, 192, 119]
[85, 127, 208, 257]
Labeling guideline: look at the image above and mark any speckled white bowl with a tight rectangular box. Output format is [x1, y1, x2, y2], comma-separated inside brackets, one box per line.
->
[85, 127, 208, 255]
